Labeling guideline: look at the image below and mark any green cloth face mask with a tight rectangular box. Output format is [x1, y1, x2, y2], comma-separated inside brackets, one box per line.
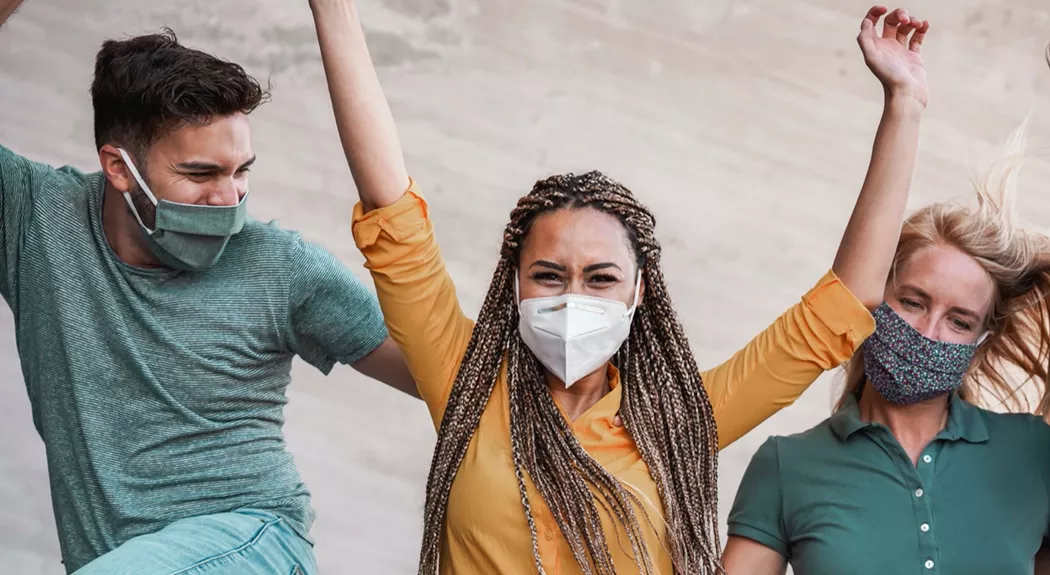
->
[118, 148, 247, 271]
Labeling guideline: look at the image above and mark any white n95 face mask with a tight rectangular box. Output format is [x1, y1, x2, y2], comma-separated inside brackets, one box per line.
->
[517, 274, 642, 388]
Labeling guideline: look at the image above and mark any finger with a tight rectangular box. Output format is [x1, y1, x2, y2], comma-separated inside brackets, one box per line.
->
[858, 23, 877, 54]
[883, 8, 910, 39]
[858, 7, 884, 50]
[861, 5, 888, 30]
[896, 18, 917, 45]
[909, 20, 929, 52]
[612, 414, 623, 427]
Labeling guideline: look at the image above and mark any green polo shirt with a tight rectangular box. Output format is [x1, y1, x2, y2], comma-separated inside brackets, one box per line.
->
[727, 393, 1050, 575]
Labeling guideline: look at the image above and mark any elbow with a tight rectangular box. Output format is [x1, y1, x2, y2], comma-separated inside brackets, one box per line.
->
[831, 273, 885, 311]
[854, 294, 884, 311]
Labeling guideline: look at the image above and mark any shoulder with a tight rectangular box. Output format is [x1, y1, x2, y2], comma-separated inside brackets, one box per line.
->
[735, 419, 843, 488]
[771, 418, 839, 459]
[223, 218, 304, 264]
[974, 405, 1050, 446]
[1, 145, 92, 183]
[738, 420, 836, 475]
[229, 220, 347, 266]
[236, 217, 302, 243]
[0, 144, 97, 200]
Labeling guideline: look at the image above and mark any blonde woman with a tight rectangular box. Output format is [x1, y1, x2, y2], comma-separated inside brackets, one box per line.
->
[722, 49, 1050, 575]
[309, 1, 922, 573]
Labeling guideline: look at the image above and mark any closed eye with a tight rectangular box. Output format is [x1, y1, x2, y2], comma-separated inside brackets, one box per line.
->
[589, 273, 620, 285]
[531, 272, 563, 283]
[900, 298, 923, 310]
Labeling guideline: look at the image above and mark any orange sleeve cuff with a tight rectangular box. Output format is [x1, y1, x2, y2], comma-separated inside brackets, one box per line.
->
[351, 178, 429, 250]
[802, 270, 876, 352]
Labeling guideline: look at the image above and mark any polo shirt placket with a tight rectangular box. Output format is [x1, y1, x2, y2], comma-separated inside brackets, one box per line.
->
[865, 424, 943, 574]
[913, 442, 944, 573]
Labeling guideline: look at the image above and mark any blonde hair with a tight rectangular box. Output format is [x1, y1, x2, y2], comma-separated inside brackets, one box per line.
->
[837, 121, 1050, 416]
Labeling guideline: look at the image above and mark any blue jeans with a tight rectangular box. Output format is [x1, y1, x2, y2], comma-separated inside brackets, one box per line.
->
[71, 509, 317, 575]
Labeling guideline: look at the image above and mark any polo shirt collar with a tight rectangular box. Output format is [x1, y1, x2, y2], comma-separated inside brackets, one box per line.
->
[830, 390, 989, 444]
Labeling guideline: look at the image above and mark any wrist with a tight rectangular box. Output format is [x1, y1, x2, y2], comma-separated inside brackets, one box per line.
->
[883, 89, 926, 118]
[309, 0, 357, 15]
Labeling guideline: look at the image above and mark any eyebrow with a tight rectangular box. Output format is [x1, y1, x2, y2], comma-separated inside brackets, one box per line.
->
[530, 260, 566, 272]
[176, 155, 257, 173]
[528, 261, 623, 273]
[583, 262, 622, 273]
[899, 284, 983, 321]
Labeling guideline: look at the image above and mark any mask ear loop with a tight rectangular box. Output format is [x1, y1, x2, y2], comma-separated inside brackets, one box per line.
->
[627, 271, 643, 313]
[514, 269, 521, 307]
[117, 148, 159, 205]
[976, 331, 992, 345]
[117, 148, 161, 235]
[509, 270, 523, 352]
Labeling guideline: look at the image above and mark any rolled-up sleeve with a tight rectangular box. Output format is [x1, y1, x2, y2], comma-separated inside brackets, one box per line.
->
[352, 181, 475, 427]
[701, 271, 875, 449]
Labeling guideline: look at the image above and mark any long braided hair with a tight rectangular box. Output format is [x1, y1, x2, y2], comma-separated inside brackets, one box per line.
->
[417, 171, 722, 574]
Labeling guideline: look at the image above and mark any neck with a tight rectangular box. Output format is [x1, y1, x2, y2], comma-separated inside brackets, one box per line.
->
[857, 382, 950, 465]
[102, 183, 161, 268]
[545, 366, 612, 422]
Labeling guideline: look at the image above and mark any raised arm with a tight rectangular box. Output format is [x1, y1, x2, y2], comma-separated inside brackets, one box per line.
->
[0, 0, 25, 28]
[832, 5, 928, 307]
[701, 6, 929, 447]
[310, 0, 408, 211]
[311, 0, 473, 424]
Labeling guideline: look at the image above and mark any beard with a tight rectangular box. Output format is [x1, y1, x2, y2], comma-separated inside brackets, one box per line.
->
[125, 159, 159, 229]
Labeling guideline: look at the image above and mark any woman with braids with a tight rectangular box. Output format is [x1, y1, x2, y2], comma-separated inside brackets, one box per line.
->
[309, 1, 919, 573]
[723, 14, 1050, 575]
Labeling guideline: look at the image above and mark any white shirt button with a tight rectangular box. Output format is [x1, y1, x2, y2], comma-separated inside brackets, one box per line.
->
[920, 523, 930, 532]
[925, 559, 935, 569]
[915, 488, 924, 498]
[922, 454, 933, 464]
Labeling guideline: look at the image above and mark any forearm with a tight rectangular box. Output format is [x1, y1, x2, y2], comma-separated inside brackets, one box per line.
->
[1036, 545, 1050, 575]
[310, 0, 409, 211]
[832, 93, 924, 308]
[722, 537, 788, 575]
[1, 0, 25, 28]
[702, 271, 874, 448]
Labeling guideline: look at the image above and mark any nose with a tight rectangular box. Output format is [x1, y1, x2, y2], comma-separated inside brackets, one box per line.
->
[565, 277, 587, 295]
[912, 315, 940, 341]
[205, 181, 244, 207]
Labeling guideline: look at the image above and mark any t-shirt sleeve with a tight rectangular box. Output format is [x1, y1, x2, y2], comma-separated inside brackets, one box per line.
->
[0, 144, 45, 303]
[286, 237, 389, 374]
[727, 437, 790, 557]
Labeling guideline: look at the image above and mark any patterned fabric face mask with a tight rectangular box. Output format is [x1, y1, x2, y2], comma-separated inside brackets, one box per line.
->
[863, 303, 980, 405]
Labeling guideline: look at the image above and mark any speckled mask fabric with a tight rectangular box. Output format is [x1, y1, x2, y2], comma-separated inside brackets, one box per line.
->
[863, 303, 979, 405]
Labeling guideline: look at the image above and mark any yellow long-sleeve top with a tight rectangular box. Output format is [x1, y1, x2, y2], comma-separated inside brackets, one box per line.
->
[352, 183, 875, 574]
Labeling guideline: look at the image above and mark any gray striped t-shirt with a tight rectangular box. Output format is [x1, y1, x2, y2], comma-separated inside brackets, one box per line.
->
[0, 144, 388, 572]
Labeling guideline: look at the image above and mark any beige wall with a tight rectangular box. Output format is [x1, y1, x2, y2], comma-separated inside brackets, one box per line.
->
[1, 0, 1048, 572]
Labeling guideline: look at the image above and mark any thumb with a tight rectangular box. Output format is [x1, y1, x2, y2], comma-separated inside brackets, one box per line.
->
[857, 19, 877, 53]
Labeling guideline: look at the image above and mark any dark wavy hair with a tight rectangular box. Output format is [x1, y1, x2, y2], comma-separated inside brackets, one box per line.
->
[91, 28, 269, 152]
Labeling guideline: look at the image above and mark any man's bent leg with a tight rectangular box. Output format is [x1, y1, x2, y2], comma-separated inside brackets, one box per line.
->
[72, 510, 316, 575]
